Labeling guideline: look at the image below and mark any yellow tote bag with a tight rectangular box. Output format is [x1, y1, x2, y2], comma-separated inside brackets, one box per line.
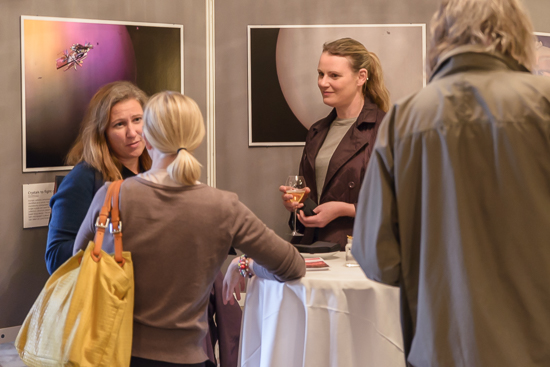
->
[16, 180, 134, 367]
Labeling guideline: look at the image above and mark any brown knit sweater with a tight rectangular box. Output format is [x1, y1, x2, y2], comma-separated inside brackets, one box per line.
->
[74, 177, 305, 364]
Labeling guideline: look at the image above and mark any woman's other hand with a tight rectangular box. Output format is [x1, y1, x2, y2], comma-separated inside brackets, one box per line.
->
[222, 257, 251, 305]
[279, 186, 311, 212]
[297, 201, 355, 228]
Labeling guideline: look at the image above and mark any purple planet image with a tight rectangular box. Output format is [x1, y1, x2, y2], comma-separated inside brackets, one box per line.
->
[22, 17, 182, 170]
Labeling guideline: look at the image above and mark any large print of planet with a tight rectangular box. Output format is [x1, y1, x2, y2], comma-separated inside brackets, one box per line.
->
[22, 17, 181, 170]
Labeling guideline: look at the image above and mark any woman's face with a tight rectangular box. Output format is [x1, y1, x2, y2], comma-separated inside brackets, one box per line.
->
[317, 52, 365, 109]
[105, 98, 145, 165]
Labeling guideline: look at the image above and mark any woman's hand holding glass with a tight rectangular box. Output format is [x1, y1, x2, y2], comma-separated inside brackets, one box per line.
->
[280, 182, 355, 229]
[279, 185, 311, 212]
[283, 176, 307, 236]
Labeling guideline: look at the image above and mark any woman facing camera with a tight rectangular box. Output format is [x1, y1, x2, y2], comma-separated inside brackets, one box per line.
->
[73, 91, 305, 367]
[46, 81, 151, 274]
[280, 37, 390, 250]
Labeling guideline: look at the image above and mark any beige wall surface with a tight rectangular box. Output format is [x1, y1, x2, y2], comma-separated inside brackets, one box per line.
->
[0, 0, 207, 330]
[528, 0, 550, 33]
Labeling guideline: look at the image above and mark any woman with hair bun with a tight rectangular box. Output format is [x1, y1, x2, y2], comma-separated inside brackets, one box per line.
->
[280, 37, 390, 250]
[73, 91, 305, 367]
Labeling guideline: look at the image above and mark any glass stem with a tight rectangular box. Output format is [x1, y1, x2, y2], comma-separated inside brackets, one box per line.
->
[293, 209, 298, 235]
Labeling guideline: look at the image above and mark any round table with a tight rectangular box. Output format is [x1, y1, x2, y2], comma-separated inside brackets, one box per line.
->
[239, 252, 405, 367]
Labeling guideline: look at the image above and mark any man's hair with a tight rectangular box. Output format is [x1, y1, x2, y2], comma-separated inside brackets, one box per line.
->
[428, 0, 536, 72]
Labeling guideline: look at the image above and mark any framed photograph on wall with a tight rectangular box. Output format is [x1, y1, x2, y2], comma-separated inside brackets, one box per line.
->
[535, 32, 550, 77]
[21, 16, 183, 172]
[247, 24, 426, 146]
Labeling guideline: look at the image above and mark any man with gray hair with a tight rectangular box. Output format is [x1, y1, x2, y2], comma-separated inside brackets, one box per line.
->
[352, 0, 550, 366]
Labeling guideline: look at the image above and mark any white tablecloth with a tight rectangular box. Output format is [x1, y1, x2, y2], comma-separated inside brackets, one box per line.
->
[239, 252, 405, 367]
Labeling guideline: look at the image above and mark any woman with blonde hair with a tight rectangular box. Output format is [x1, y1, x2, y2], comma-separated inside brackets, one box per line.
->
[73, 91, 305, 367]
[279, 37, 390, 250]
[46, 81, 151, 274]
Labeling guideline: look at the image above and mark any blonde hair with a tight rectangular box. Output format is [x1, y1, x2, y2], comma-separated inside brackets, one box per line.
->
[66, 81, 151, 181]
[428, 0, 536, 72]
[143, 92, 205, 185]
[323, 37, 391, 112]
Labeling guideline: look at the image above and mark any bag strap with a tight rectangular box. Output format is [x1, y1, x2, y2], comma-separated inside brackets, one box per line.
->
[91, 180, 125, 266]
[110, 180, 124, 265]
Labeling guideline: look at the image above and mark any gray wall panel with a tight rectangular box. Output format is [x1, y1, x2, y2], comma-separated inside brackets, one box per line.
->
[0, 0, 207, 330]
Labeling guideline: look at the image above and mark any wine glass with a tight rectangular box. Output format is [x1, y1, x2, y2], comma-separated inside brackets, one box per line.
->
[285, 175, 306, 237]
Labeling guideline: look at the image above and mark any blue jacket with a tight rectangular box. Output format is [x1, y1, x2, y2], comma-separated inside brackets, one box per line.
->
[46, 162, 134, 274]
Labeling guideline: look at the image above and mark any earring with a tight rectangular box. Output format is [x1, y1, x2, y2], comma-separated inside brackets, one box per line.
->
[366, 77, 369, 81]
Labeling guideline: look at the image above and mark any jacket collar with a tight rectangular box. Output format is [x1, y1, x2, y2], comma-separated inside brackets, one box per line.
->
[305, 96, 379, 198]
[310, 96, 379, 134]
[429, 45, 530, 83]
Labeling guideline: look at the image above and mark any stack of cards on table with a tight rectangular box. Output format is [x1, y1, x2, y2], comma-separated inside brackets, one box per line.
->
[305, 257, 330, 271]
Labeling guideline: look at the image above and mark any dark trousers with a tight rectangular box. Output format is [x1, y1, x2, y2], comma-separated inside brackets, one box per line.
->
[130, 356, 206, 367]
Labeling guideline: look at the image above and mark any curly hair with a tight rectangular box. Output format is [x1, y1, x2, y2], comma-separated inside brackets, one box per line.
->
[428, 0, 536, 72]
